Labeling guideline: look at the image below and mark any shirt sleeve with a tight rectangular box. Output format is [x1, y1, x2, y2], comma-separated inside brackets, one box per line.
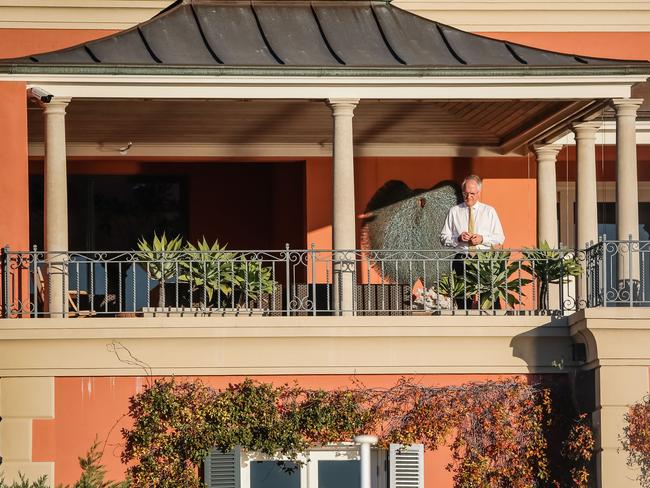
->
[482, 207, 505, 247]
[440, 208, 458, 247]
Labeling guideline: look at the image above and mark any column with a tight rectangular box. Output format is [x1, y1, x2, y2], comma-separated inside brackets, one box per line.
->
[328, 98, 359, 314]
[43, 97, 71, 317]
[354, 435, 378, 488]
[533, 143, 562, 247]
[533, 144, 562, 311]
[612, 99, 643, 294]
[573, 121, 601, 307]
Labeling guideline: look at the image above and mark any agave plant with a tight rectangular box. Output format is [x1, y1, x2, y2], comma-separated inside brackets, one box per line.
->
[136, 232, 184, 307]
[179, 237, 238, 305]
[522, 241, 582, 310]
[464, 249, 532, 310]
[232, 256, 275, 305]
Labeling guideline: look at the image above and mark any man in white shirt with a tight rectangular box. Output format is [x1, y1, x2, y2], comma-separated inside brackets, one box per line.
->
[440, 174, 505, 250]
[440, 175, 505, 309]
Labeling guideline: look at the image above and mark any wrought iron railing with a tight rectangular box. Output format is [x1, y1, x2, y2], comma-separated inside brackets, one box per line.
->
[585, 238, 650, 307]
[0, 245, 590, 318]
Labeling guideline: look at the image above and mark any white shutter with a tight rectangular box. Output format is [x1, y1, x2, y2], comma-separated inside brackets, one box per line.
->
[204, 446, 241, 488]
[389, 443, 424, 488]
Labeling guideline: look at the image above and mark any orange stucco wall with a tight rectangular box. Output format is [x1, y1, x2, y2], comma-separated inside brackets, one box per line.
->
[0, 82, 29, 315]
[478, 32, 650, 61]
[1, 29, 649, 62]
[0, 29, 117, 59]
[32, 373, 541, 487]
[0, 82, 29, 249]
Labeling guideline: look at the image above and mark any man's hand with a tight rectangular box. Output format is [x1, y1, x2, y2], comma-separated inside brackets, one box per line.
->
[469, 234, 483, 246]
[460, 232, 471, 243]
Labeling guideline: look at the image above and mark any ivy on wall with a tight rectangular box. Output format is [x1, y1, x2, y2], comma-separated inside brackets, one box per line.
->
[120, 377, 593, 488]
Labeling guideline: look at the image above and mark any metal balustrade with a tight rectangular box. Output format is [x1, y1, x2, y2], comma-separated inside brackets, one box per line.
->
[0, 244, 608, 318]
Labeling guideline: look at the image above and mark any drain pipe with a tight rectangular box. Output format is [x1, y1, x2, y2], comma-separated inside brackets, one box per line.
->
[354, 434, 378, 488]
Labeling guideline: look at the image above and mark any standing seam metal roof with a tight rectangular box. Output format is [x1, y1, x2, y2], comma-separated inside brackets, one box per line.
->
[2, 0, 648, 69]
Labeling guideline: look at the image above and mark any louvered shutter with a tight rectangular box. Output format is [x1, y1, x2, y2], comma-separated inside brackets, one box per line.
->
[204, 447, 241, 488]
[388, 443, 424, 488]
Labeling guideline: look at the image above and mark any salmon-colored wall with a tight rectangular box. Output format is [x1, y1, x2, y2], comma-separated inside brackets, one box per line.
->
[1, 28, 650, 62]
[0, 82, 29, 315]
[0, 29, 117, 59]
[0, 82, 29, 249]
[33, 373, 540, 487]
[478, 32, 650, 61]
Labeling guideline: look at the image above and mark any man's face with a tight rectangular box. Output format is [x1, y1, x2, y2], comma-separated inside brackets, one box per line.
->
[462, 180, 480, 207]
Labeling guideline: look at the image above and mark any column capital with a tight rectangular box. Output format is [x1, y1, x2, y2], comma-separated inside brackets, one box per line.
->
[532, 143, 563, 160]
[572, 120, 601, 138]
[41, 97, 71, 115]
[611, 98, 643, 117]
[327, 98, 359, 116]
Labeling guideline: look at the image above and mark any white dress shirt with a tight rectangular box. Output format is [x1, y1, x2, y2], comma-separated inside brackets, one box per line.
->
[440, 201, 505, 250]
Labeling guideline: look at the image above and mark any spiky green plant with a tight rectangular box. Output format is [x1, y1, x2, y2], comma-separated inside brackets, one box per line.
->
[522, 241, 582, 310]
[232, 257, 275, 306]
[464, 249, 532, 310]
[179, 237, 238, 305]
[135, 232, 184, 307]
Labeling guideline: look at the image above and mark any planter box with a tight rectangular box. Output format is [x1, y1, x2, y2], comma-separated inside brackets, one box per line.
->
[141, 307, 267, 317]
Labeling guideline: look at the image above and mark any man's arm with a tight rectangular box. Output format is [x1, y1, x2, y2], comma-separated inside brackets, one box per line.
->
[440, 208, 459, 247]
[481, 207, 505, 247]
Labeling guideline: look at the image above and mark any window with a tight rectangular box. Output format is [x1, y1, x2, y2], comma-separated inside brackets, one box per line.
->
[204, 444, 423, 488]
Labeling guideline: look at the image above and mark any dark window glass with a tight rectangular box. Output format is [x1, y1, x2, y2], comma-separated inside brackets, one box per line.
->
[29, 174, 186, 251]
[251, 461, 300, 488]
[317, 460, 360, 488]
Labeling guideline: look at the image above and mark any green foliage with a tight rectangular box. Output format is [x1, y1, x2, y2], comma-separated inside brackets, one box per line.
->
[435, 272, 467, 300]
[0, 474, 49, 488]
[122, 377, 593, 488]
[522, 241, 583, 310]
[65, 438, 128, 488]
[180, 237, 238, 302]
[0, 440, 127, 488]
[232, 257, 275, 303]
[464, 249, 532, 309]
[135, 235, 276, 308]
[135, 232, 184, 307]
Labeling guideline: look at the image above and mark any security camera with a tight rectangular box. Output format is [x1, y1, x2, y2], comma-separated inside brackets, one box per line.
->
[27, 87, 53, 104]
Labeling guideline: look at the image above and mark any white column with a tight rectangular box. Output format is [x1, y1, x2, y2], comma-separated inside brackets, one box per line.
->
[328, 98, 359, 314]
[354, 435, 378, 488]
[533, 144, 562, 248]
[43, 97, 71, 317]
[533, 143, 562, 311]
[573, 121, 601, 250]
[573, 121, 601, 308]
[612, 99, 643, 290]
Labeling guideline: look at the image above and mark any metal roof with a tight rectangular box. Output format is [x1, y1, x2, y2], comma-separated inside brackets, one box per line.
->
[1, 0, 648, 74]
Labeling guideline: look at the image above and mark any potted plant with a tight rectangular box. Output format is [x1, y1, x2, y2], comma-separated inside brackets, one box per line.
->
[463, 249, 532, 311]
[135, 232, 184, 308]
[179, 237, 238, 307]
[415, 272, 465, 313]
[522, 241, 582, 312]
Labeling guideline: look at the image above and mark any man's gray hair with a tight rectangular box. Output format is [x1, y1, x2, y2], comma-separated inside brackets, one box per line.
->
[462, 174, 482, 191]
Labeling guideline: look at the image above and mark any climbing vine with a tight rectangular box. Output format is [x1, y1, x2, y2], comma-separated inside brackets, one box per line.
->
[121, 377, 593, 488]
[622, 396, 650, 487]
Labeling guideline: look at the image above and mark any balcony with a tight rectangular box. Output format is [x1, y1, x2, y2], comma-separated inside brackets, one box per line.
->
[2, 240, 648, 318]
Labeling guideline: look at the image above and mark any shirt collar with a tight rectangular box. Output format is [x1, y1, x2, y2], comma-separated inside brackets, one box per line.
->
[462, 201, 483, 210]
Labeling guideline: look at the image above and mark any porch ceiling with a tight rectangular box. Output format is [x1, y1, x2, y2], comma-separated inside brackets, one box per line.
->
[27, 98, 593, 154]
